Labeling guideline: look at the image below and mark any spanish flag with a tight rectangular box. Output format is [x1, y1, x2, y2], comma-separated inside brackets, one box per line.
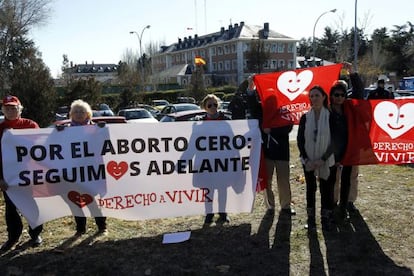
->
[195, 56, 206, 65]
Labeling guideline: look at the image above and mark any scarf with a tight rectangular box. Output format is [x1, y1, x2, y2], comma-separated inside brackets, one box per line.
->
[304, 107, 334, 180]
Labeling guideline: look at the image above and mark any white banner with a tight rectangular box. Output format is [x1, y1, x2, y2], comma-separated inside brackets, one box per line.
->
[2, 120, 261, 227]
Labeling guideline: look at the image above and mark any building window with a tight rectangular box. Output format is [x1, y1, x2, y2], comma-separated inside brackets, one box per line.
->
[224, 44, 229, 54]
[232, 44, 236, 53]
[232, 59, 237, 70]
[225, 60, 231, 71]
[218, 61, 223, 71]
[244, 43, 250, 52]
[217, 46, 223, 55]
[278, 43, 285, 53]
[271, 60, 278, 69]
[288, 60, 295, 69]
[210, 47, 216, 56]
[278, 59, 285, 69]
[288, 43, 295, 53]
[213, 62, 217, 71]
[271, 44, 277, 53]
[200, 50, 205, 57]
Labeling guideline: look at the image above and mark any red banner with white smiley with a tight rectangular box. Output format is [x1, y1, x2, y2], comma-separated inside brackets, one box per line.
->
[253, 64, 342, 128]
[341, 99, 414, 165]
[2, 121, 261, 227]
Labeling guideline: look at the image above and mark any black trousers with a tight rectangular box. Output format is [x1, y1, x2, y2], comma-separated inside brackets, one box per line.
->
[74, 216, 107, 232]
[304, 166, 336, 211]
[339, 165, 353, 208]
[3, 192, 43, 241]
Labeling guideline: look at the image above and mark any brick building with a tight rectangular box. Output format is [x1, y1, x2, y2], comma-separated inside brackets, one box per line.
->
[151, 22, 298, 88]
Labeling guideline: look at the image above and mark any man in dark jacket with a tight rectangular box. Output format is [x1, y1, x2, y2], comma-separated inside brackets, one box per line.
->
[367, 79, 394, 99]
[246, 79, 295, 216]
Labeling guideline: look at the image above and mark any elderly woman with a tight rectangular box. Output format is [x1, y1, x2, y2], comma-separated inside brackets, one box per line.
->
[199, 94, 232, 226]
[66, 99, 108, 236]
[297, 86, 336, 231]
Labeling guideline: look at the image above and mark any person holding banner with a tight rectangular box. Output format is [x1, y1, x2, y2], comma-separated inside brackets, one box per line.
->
[199, 94, 232, 226]
[59, 99, 108, 236]
[246, 77, 296, 217]
[297, 86, 336, 230]
[0, 95, 43, 252]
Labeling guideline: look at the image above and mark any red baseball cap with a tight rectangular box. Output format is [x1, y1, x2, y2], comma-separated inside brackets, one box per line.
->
[2, 95, 21, 106]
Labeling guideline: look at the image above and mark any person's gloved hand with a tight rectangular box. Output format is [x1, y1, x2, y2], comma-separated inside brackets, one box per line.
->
[55, 124, 66, 131]
[0, 179, 9, 191]
[313, 159, 325, 169]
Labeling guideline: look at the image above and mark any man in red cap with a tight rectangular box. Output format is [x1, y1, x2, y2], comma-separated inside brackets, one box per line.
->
[0, 95, 43, 252]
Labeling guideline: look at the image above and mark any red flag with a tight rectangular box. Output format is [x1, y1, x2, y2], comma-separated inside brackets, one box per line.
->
[195, 56, 206, 66]
[342, 99, 414, 165]
[253, 64, 342, 128]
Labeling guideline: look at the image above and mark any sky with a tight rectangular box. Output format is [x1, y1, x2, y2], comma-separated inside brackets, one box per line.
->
[30, 0, 413, 78]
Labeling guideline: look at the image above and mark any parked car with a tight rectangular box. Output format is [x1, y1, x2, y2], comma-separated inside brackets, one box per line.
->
[117, 108, 158, 123]
[151, 99, 170, 111]
[159, 110, 207, 122]
[94, 103, 114, 116]
[135, 104, 160, 117]
[176, 96, 196, 104]
[56, 106, 69, 119]
[157, 103, 201, 120]
[393, 90, 414, 99]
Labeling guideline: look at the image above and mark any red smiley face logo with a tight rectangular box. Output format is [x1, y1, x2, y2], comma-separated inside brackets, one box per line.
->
[106, 161, 128, 180]
[68, 191, 93, 208]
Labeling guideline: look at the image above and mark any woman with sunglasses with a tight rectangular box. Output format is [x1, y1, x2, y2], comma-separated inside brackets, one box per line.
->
[200, 94, 231, 225]
[330, 65, 365, 223]
[330, 82, 351, 223]
[297, 86, 336, 231]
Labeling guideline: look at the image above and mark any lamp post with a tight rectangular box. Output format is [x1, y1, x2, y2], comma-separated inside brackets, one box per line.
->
[312, 8, 336, 67]
[130, 25, 151, 88]
[354, 0, 358, 72]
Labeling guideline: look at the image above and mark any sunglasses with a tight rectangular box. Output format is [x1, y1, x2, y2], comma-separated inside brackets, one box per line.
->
[333, 93, 345, 98]
[207, 103, 218, 108]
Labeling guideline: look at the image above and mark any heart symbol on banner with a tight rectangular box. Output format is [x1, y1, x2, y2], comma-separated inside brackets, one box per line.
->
[68, 191, 93, 208]
[106, 161, 128, 180]
[373, 101, 414, 139]
[277, 70, 313, 101]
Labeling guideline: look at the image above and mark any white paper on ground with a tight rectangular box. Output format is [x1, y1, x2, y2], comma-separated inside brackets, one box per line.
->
[162, 231, 191, 244]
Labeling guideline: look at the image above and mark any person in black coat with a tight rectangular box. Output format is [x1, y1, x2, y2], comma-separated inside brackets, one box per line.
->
[367, 79, 394, 99]
[246, 78, 296, 216]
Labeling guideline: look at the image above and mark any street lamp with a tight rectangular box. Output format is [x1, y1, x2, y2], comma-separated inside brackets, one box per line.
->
[130, 25, 151, 88]
[312, 8, 336, 66]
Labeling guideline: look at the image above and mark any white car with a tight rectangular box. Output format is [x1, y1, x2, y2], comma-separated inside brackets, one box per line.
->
[117, 108, 158, 123]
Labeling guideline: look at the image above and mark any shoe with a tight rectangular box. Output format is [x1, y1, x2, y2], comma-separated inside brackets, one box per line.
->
[0, 239, 18, 252]
[204, 214, 214, 224]
[97, 229, 108, 236]
[347, 202, 358, 213]
[281, 208, 296, 216]
[74, 230, 86, 237]
[216, 215, 230, 224]
[31, 236, 43, 247]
